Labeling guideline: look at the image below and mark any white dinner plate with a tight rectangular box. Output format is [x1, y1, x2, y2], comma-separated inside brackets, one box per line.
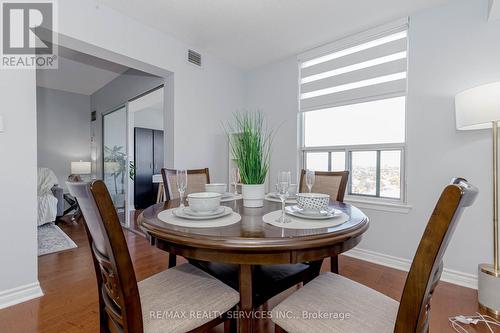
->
[183, 206, 225, 217]
[173, 206, 233, 220]
[285, 205, 342, 220]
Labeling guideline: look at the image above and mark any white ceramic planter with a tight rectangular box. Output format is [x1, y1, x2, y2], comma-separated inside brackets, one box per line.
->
[241, 184, 265, 207]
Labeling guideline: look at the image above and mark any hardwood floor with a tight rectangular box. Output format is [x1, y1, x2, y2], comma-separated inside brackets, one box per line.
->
[0, 218, 494, 333]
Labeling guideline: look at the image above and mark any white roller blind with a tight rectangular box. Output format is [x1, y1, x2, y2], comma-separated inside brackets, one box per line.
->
[299, 19, 408, 112]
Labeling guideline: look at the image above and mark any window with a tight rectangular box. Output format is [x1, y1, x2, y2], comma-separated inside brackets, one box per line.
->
[299, 19, 408, 201]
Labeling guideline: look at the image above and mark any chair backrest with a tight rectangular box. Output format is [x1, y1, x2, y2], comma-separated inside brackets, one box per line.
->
[161, 168, 211, 201]
[298, 170, 349, 202]
[67, 180, 142, 333]
[394, 178, 478, 333]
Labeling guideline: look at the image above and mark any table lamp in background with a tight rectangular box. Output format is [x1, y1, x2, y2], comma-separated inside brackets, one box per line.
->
[455, 81, 500, 318]
[70, 160, 91, 180]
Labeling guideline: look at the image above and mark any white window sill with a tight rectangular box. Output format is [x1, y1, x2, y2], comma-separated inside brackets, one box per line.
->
[344, 196, 412, 214]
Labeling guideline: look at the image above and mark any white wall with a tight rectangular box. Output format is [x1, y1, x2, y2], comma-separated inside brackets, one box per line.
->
[0, 70, 42, 307]
[37, 87, 91, 187]
[245, 0, 500, 283]
[134, 108, 164, 131]
[245, 57, 300, 185]
[173, 63, 244, 183]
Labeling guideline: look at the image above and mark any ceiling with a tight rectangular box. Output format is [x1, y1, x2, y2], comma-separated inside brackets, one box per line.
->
[99, 0, 451, 70]
[36, 47, 129, 95]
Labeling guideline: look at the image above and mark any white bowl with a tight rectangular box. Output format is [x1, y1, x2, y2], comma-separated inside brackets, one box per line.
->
[296, 193, 330, 212]
[187, 192, 222, 213]
[205, 183, 227, 195]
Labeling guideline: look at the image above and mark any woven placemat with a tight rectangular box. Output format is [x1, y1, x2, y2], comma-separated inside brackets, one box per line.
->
[263, 210, 349, 229]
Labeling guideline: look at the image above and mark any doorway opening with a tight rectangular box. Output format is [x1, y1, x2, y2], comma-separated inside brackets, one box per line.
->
[36, 39, 172, 242]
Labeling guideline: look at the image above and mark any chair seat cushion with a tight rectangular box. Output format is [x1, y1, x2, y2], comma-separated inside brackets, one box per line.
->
[138, 263, 239, 333]
[272, 272, 399, 333]
[191, 261, 312, 307]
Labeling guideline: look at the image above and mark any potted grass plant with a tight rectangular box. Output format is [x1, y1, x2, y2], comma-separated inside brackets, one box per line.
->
[225, 112, 274, 207]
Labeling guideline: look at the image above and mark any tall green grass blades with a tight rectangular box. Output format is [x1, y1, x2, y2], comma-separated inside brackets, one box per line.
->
[224, 112, 274, 184]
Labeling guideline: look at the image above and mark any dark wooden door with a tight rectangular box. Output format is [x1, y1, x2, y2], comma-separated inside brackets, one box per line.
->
[134, 128, 154, 209]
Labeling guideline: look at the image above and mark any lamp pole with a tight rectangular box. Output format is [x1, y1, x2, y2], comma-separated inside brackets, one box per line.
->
[494, 121, 499, 272]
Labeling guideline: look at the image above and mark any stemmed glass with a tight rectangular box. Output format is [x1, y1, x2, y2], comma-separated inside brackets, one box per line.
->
[276, 171, 291, 223]
[231, 168, 239, 195]
[305, 169, 315, 194]
[176, 169, 187, 208]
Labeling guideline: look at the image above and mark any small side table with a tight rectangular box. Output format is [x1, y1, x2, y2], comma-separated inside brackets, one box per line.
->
[63, 193, 82, 222]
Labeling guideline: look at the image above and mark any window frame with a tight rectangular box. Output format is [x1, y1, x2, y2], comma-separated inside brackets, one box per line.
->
[298, 112, 407, 205]
[297, 19, 409, 205]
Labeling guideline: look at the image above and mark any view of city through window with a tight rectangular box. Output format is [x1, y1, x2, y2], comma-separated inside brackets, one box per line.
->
[305, 148, 402, 199]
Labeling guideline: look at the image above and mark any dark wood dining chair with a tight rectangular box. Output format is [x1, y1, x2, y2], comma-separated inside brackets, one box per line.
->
[67, 180, 239, 333]
[272, 178, 478, 333]
[160, 167, 211, 268]
[299, 169, 349, 202]
[299, 169, 349, 273]
[161, 167, 211, 201]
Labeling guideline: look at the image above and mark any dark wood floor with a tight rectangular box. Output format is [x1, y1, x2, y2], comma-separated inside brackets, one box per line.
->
[0, 218, 493, 333]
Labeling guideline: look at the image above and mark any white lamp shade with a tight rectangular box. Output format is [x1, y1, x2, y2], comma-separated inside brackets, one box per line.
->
[71, 161, 91, 174]
[455, 81, 500, 130]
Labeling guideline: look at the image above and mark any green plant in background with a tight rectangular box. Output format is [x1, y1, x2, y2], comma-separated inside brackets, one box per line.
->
[104, 145, 126, 195]
[129, 161, 135, 181]
[128, 161, 135, 181]
[224, 112, 275, 184]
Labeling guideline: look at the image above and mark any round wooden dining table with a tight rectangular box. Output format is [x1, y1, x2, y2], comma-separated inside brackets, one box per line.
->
[138, 198, 369, 333]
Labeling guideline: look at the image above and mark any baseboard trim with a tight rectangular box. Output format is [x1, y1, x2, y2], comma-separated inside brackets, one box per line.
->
[344, 248, 478, 290]
[0, 282, 44, 310]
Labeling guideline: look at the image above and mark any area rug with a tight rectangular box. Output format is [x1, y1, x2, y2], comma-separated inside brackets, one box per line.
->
[38, 223, 77, 256]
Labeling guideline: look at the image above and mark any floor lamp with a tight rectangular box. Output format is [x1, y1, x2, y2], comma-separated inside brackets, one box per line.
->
[456, 81, 500, 318]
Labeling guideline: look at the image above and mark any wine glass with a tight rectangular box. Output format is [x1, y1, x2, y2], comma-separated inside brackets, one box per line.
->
[176, 169, 187, 208]
[276, 171, 291, 223]
[231, 168, 239, 195]
[305, 169, 315, 194]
